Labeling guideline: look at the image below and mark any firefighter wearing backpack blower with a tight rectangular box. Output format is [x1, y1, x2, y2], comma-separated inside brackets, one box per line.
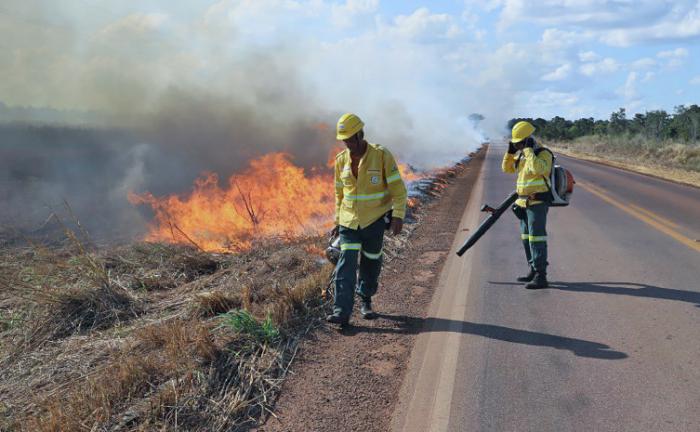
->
[502, 121, 553, 289]
[327, 113, 408, 326]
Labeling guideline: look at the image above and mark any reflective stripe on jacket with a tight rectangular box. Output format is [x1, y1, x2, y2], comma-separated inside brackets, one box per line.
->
[502, 145, 553, 207]
[334, 143, 408, 229]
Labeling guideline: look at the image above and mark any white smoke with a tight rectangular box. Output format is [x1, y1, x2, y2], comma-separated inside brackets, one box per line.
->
[1, 1, 556, 238]
[0, 1, 524, 169]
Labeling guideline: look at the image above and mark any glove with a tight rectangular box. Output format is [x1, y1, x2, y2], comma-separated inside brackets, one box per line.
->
[389, 217, 403, 236]
[330, 225, 339, 238]
[507, 141, 517, 154]
[524, 137, 535, 149]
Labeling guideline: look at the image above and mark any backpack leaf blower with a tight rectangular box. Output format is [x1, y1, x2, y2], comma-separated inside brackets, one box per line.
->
[456, 191, 518, 256]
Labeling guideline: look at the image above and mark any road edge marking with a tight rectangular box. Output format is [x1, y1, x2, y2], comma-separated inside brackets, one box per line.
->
[391, 146, 489, 432]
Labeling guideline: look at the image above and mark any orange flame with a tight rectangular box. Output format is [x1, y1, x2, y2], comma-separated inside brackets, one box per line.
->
[398, 163, 423, 183]
[130, 149, 431, 253]
[129, 153, 335, 252]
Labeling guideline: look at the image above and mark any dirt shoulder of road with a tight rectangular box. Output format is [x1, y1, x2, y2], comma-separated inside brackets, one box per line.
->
[549, 145, 700, 189]
[259, 147, 486, 432]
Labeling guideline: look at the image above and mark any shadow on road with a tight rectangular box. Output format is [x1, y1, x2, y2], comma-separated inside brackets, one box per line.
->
[343, 314, 628, 360]
[489, 280, 700, 308]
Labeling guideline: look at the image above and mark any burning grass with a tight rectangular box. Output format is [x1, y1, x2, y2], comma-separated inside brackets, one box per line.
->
[128, 153, 336, 253]
[128, 151, 429, 254]
[0, 149, 477, 431]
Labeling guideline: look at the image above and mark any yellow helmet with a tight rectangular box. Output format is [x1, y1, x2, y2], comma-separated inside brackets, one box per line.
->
[511, 121, 535, 143]
[336, 113, 364, 140]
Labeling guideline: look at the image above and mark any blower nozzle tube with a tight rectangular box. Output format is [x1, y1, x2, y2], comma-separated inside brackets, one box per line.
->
[456, 191, 518, 256]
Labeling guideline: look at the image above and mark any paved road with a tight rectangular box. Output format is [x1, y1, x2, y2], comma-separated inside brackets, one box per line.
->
[392, 143, 700, 432]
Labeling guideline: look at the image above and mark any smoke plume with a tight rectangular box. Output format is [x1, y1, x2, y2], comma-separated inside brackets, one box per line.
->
[0, 1, 515, 240]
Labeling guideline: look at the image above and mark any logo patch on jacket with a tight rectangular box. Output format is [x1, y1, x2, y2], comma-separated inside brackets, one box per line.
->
[370, 175, 380, 184]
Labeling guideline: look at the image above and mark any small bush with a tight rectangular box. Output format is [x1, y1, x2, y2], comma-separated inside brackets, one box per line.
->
[219, 310, 280, 344]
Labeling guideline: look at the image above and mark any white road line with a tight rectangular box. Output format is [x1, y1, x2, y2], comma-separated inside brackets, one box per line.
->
[394, 145, 492, 432]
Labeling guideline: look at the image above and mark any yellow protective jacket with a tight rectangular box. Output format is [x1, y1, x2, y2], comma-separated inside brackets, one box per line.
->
[502, 145, 553, 207]
[334, 143, 408, 229]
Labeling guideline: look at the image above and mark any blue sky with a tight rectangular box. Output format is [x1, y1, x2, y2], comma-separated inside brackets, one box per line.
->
[1, 1, 699, 147]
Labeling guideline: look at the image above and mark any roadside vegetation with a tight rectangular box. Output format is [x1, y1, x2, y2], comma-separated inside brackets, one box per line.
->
[509, 106, 700, 184]
[0, 153, 473, 431]
[0, 231, 332, 431]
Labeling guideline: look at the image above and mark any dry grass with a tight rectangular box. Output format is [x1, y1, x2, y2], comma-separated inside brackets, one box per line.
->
[28, 319, 220, 432]
[549, 136, 700, 187]
[40, 283, 137, 339]
[192, 290, 242, 318]
[0, 151, 476, 431]
[0, 237, 329, 431]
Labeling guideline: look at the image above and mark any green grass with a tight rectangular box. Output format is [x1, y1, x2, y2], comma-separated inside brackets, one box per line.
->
[0, 310, 24, 332]
[219, 309, 280, 344]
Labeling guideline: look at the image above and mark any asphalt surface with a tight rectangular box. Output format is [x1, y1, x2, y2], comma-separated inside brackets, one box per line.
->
[392, 143, 700, 432]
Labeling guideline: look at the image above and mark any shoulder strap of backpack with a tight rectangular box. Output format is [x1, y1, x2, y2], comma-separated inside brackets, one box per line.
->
[534, 146, 554, 159]
[516, 146, 554, 170]
[535, 147, 555, 192]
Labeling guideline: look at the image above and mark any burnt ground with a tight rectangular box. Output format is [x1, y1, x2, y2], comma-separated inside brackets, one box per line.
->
[259, 147, 486, 432]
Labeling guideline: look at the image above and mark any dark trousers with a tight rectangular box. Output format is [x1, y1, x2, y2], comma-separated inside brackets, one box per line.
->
[333, 218, 385, 318]
[517, 203, 549, 273]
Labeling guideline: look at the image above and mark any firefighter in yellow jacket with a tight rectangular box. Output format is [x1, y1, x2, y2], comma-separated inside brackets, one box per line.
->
[327, 113, 408, 325]
[502, 121, 553, 289]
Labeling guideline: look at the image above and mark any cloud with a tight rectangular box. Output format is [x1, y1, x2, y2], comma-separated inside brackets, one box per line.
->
[579, 57, 619, 76]
[542, 63, 572, 81]
[601, 3, 700, 46]
[527, 90, 578, 107]
[657, 47, 689, 58]
[691, 76, 700, 85]
[578, 51, 600, 62]
[496, 0, 700, 46]
[499, 0, 671, 30]
[518, 89, 586, 118]
[630, 57, 657, 70]
[386, 7, 462, 41]
[656, 47, 689, 68]
[641, 71, 655, 83]
[540, 28, 589, 49]
[617, 72, 641, 110]
[331, 0, 379, 28]
[536, 28, 593, 68]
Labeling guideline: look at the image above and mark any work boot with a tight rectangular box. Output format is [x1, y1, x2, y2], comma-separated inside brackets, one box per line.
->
[360, 298, 376, 320]
[326, 313, 349, 326]
[525, 272, 548, 290]
[517, 269, 537, 283]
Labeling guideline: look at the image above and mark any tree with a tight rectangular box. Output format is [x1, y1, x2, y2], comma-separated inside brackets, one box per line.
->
[506, 104, 698, 143]
[608, 108, 627, 135]
[468, 113, 485, 127]
[594, 120, 609, 136]
[631, 113, 646, 136]
[688, 105, 700, 143]
[645, 110, 669, 141]
[671, 105, 700, 142]
[570, 117, 594, 138]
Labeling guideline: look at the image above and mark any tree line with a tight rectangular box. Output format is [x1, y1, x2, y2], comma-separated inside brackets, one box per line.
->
[508, 105, 700, 143]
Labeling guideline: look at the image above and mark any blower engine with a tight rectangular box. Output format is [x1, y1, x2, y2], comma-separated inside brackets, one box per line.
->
[325, 234, 341, 265]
